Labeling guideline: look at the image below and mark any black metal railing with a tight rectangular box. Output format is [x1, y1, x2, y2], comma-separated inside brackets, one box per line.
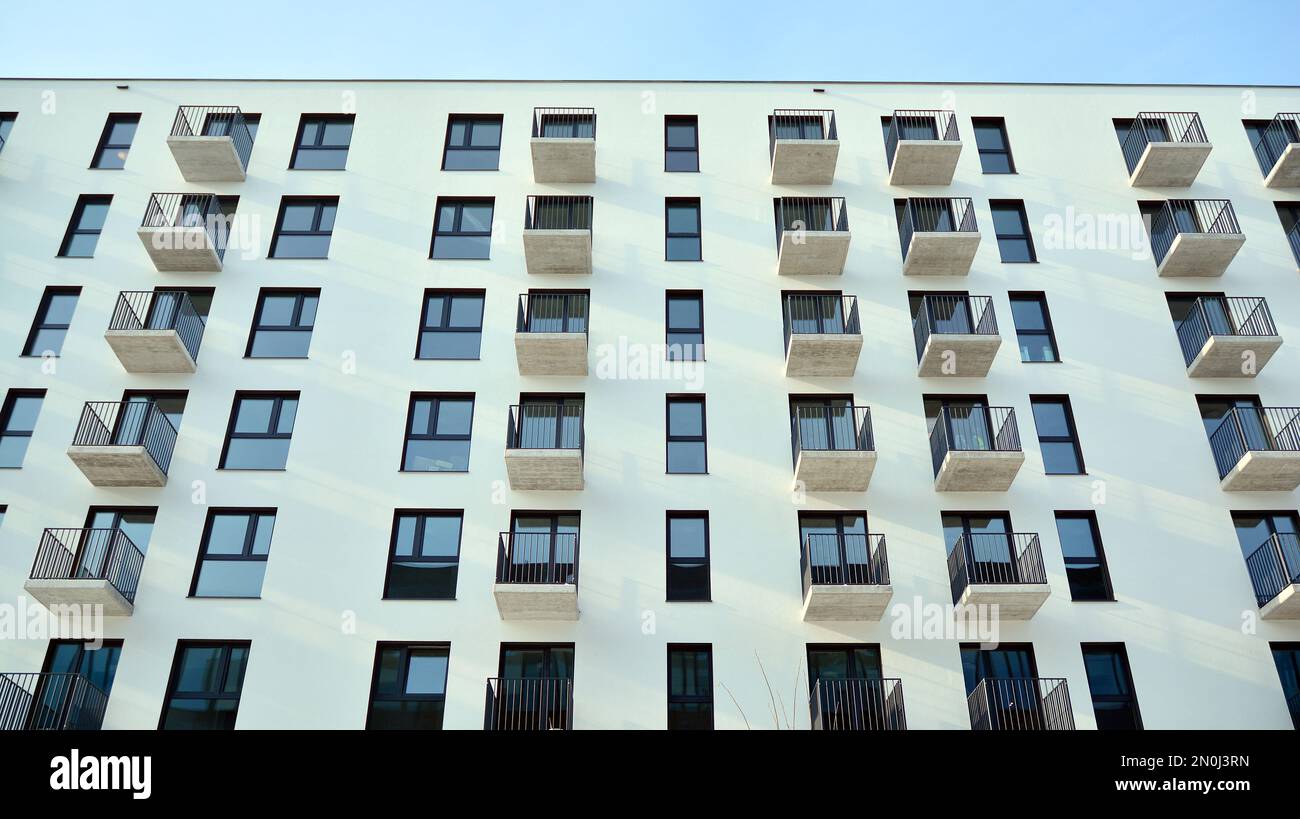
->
[1175, 297, 1276, 367]
[898, 197, 977, 260]
[497, 532, 579, 586]
[140, 192, 228, 261]
[1252, 113, 1300, 176]
[929, 406, 1020, 477]
[948, 533, 1047, 605]
[1287, 222, 1300, 266]
[1149, 199, 1241, 268]
[1207, 406, 1300, 480]
[886, 109, 959, 170]
[171, 105, 254, 172]
[505, 403, 584, 451]
[1288, 691, 1300, 730]
[517, 292, 589, 335]
[800, 533, 889, 599]
[791, 405, 873, 465]
[0, 672, 109, 731]
[1245, 533, 1300, 608]
[769, 108, 837, 159]
[71, 401, 178, 475]
[1121, 112, 1208, 175]
[525, 195, 593, 231]
[968, 678, 1075, 731]
[783, 293, 860, 352]
[913, 295, 998, 362]
[532, 107, 596, 139]
[484, 677, 573, 731]
[774, 197, 848, 246]
[109, 290, 206, 363]
[29, 528, 145, 605]
[809, 678, 906, 731]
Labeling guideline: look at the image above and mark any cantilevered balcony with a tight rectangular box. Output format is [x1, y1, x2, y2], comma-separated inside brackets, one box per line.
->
[886, 109, 961, 186]
[137, 193, 227, 272]
[494, 532, 579, 620]
[524, 195, 592, 275]
[1245, 533, 1300, 620]
[23, 528, 143, 616]
[800, 533, 892, 621]
[515, 293, 588, 376]
[504, 403, 584, 490]
[1252, 113, 1300, 188]
[783, 294, 862, 376]
[1150, 199, 1244, 277]
[913, 295, 1001, 377]
[809, 678, 906, 730]
[899, 197, 980, 275]
[774, 197, 850, 275]
[67, 401, 176, 487]
[105, 291, 205, 373]
[530, 107, 595, 183]
[1210, 407, 1300, 491]
[769, 109, 838, 184]
[1120, 112, 1211, 187]
[0, 672, 108, 731]
[484, 677, 573, 731]
[167, 106, 254, 182]
[1175, 297, 1281, 378]
[968, 678, 1075, 731]
[930, 406, 1024, 491]
[948, 533, 1049, 619]
[791, 404, 875, 491]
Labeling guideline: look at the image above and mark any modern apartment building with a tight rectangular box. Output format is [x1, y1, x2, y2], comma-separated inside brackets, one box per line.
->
[0, 79, 1298, 730]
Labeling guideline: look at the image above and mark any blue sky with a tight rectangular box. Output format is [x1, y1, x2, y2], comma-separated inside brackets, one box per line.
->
[3, 0, 1297, 84]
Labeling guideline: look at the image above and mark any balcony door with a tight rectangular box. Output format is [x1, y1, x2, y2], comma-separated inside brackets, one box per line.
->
[944, 512, 1015, 585]
[791, 396, 857, 452]
[925, 395, 993, 452]
[784, 291, 846, 335]
[1167, 293, 1234, 336]
[897, 116, 939, 141]
[799, 512, 868, 585]
[1197, 395, 1270, 452]
[806, 645, 884, 730]
[112, 391, 185, 447]
[516, 395, 583, 450]
[144, 287, 212, 331]
[1232, 512, 1300, 559]
[24, 639, 122, 730]
[75, 507, 155, 579]
[525, 290, 587, 334]
[911, 291, 974, 335]
[498, 644, 575, 730]
[507, 512, 578, 584]
[961, 643, 1043, 730]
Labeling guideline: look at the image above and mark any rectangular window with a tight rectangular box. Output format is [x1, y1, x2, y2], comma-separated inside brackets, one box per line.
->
[1081, 644, 1142, 730]
[666, 198, 702, 261]
[417, 289, 484, 360]
[290, 114, 354, 170]
[972, 117, 1015, 174]
[0, 113, 16, 147]
[430, 198, 493, 259]
[90, 113, 140, 169]
[666, 396, 707, 473]
[665, 115, 699, 172]
[1054, 511, 1114, 601]
[384, 510, 462, 599]
[1009, 292, 1059, 362]
[402, 394, 473, 472]
[58, 195, 111, 257]
[1031, 396, 1084, 474]
[190, 509, 276, 598]
[159, 641, 251, 730]
[246, 289, 319, 358]
[22, 287, 80, 357]
[442, 114, 502, 171]
[667, 644, 714, 730]
[1272, 643, 1300, 727]
[990, 200, 1036, 262]
[666, 512, 710, 602]
[505, 512, 579, 585]
[666, 290, 704, 361]
[1277, 202, 1300, 265]
[220, 392, 299, 470]
[367, 643, 450, 729]
[269, 197, 337, 258]
[0, 389, 44, 468]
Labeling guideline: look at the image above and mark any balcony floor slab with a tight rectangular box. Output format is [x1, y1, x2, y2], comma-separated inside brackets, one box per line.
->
[957, 583, 1049, 620]
[889, 140, 962, 186]
[1220, 450, 1300, 492]
[1156, 232, 1245, 277]
[794, 449, 877, 492]
[515, 332, 588, 376]
[1129, 142, 1212, 187]
[785, 333, 862, 377]
[935, 449, 1024, 492]
[67, 445, 167, 487]
[530, 138, 595, 183]
[23, 578, 133, 616]
[523, 230, 592, 275]
[1264, 144, 1300, 188]
[801, 584, 893, 622]
[494, 583, 579, 620]
[1260, 584, 1300, 620]
[777, 230, 850, 275]
[770, 139, 839, 185]
[105, 329, 197, 374]
[166, 135, 247, 182]
[918, 334, 1001, 377]
[137, 226, 222, 272]
[1186, 334, 1282, 378]
[902, 231, 980, 276]
[504, 449, 584, 490]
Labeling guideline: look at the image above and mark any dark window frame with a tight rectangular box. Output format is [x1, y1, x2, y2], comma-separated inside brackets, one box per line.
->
[416, 288, 485, 360]
[22, 286, 80, 358]
[664, 115, 700, 173]
[429, 197, 494, 260]
[665, 197, 702, 261]
[1054, 510, 1115, 602]
[1030, 395, 1086, 475]
[665, 289, 704, 361]
[666, 510, 711, 602]
[441, 114, 503, 171]
[366, 642, 451, 729]
[58, 194, 112, 258]
[383, 509, 463, 600]
[1008, 291, 1060, 363]
[89, 113, 140, 170]
[666, 643, 714, 730]
[219, 391, 299, 471]
[245, 288, 320, 359]
[401, 392, 474, 473]
[989, 199, 1038, 263]
[188, 508, 276, 599]
[0, 388, 45, 469]
[666, 394, 708, 474]
[269, 196, 338, 259]
[289, 114, 354, 170]
[1081, 643, 1143, 730]
[158, 640, 251, 730]
[971, 117, 1016, 174]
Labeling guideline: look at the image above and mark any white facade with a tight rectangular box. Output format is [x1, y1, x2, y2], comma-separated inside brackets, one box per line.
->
[0, 78, 1298, 729]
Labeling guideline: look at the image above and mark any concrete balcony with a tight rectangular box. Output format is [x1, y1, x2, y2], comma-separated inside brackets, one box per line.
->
[167, 106, 253, 182]
[137, 192, 227, 272]
[1245, 533, 1300, 620]
[775, 197, 850, 275]
[515, 293, 588, 376]
[104, 290, 204, 373]
[899, 197, 980, 275]
[1211, 407, 1300, 491]
[1120, 112, 1211, 187]
[769, 109, 838, 184]
[1151, 199, 1245, 277]
[783, 294, 861, 376]
[913, 295, 1001, 377]
[23, 528, 142, 616]
[504, 403, 584, 490]
[1252, 113, 1300, 188]
[930, 406, 1024, 492]
[948, 533, 1050, 619]
[523, 195, 592, 275]
[791, 405, 876, 491]
[67, 401, 176, 487]
[800, 534, 892, 621]
[493, 533, 579, 621]
[886, 109, 961, 186]
[530, 107, 595, 182]
[1176, 297, 1281, 378]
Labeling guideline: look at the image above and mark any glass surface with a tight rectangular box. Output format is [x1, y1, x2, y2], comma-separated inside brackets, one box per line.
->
[223, 438, 291, 470]
[418, 331, 481, 360]
[431, 235, 490, 259]
[403, 439, 470, 472]
[367, 700, 444, 730]
[160, 698, 238, 730]
[4, 395, 42, 432]
[668, 400, 703, 436]
[1055, 517, 1098, 559]
[292, 148, 348, 170]
[194, 561, 266, 597]
[250, 329, 312, 358]
[234, 399, 274, 433]
[387, 562, 457, 598]
[271, 234, 331, 258]
[668, 517, 707, 558]
[433, 400, 473, 435]
[667, 441, 706, 473]
[667, 296, 701, 330]
[207, 514, 253, 555]
[1041, 441, 1082, 474]
[1031, 401, 1072, 438]
[666, 236, 702, 261]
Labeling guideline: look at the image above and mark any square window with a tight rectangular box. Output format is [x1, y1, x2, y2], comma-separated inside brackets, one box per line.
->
[403, 394, 473, 472]
[220, 393, 299, 470]
[443, 115, 502, 170]
[384, 511, 462, 600]
[269, 197, 338, 258]
[290, 115, 354, 170]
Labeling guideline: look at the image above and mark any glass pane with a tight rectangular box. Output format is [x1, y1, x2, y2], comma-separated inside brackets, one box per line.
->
[669, 517, 707, 557]
[973, 123, 1006, 150]
[224, 438, 291, 469]
[667, 297, 701, 330]
[668, 400, 703, 436]
[434, 400, 473, 436]
[233, 399, 274, 433]
[386, 562, 457, 599]
[1042, 441, 1082, 474]
[405, 651, 449, 694]
[997, 237, 1033, 262]
[1055, 517, 1098, 559]
[161, 698, 238, 731]
[275, 400, 298, 433]
[667, 441, 706, 473]
[666, 122, 696, 148]
[320, 121, 353, 146]
[444, 149, 499, 170]
[206, 514, 252, 555]
[666, 236, 702, 261]
[251, 516, 275, 555]
[666, 204, 699, 233]
[1010, 298, 1046, 331]
[292, 149, 348, 170]
[1031, 401, 1071, 437]
[469, 121, 501, 147]
[665, 151, 698, 172]
[981, 153, 1013, 173]
[279, 204, 318, 231]
[459, 204, 493, 233]
[249, 329, 312, 358]
[404, 439, 470, 472]
[447, 296, 484, 328]
[176, 647, 224, 693]
[418, 331, 481, 360]
[63, 233, 100, 257]
[26, 329, 67, 356]
[420, 516, 462, 557]
[367, 699, 444, 730]
[431, 235, 490, 259]
[3, 431, 37, 464]
[258, 295, 298, 327]
[271, 234, 331, 258]
[43, 293, 79, 325]
[666, 561, 709, 601]
[194, 561, 266, 597]
[394, 516, 417, 557]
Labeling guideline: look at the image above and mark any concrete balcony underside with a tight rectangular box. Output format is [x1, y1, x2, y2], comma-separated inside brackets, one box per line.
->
[504, 448, 584, 490]
[1129, 142, 1212, 187]
[1264, 144, 1300, 188]
[777, 230, 850, 275]
[105, 329, 197, 374]
[935, 450, 1024, 492]
[67, 445, 167, 487]
[1156, 232, 1246, 277]
[903, 232, 981, 276]
[889, 141, 962, 186]
[801, 584, 893, 622]
[918, 334, 1001, 377]
[166, 135, 247, 182]
[137, 226, 222, 272]
[1220, 451, 1300, 492]
[523, 230, 591, 275]
[1260, 585, 1300, 620]
[530, 138, 595, 183]
[785, 334, 862, 377]
[23, 578, 133, 616]
[493, 583, 579, 621]
[770, 139, 839, 185]
[956, 583, 1049, 620]
[794, 449, 877, 492]
[1186, 335, 1282, 378]
[515, 332, 588, 376]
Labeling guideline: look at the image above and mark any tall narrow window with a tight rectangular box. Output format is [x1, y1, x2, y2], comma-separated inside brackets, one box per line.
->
[58, 195, 111, 257]
[430, 198, 493, 259]
[1271, 643, 1300, 728]
[1277, 202, 1300, 265]
[666, 198, 702, 261]
[385, 510, 462, 599]
[1031, 396, 1085, 474]
[269, 197, 338, 258]
[246, 289, 319, 358]
[417, 290, 484, 360]
[0, 389, 44, 468]
[22, 287, 80, 357]
[989, 200, 1036, 262]
[665, 115, 699, 172]
[402, 394, 473, 472]
[667, 644, 714, 730]
[159, 641, 251, 730]
[1054, 511, 1114, 601]
[290, 114, 354, 169]
[367, 643, 450, 729]
[442, 115, 502, 170]
[220, 392, 299, 470]
[972, 117, 1015, 174]
[666, 512, 710, 602]
[1009, 292, 1059, 362]
[190, 509, 276, 598]
[90, 113, 140, 169]
[0, 113, 16, 148]
[666, 291, 704, 361]
[666, 396, 707, 473]
[1081, 644, 1142, 730]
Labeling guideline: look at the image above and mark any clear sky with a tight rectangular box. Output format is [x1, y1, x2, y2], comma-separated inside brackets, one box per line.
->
[3, 0, 1297, 85]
